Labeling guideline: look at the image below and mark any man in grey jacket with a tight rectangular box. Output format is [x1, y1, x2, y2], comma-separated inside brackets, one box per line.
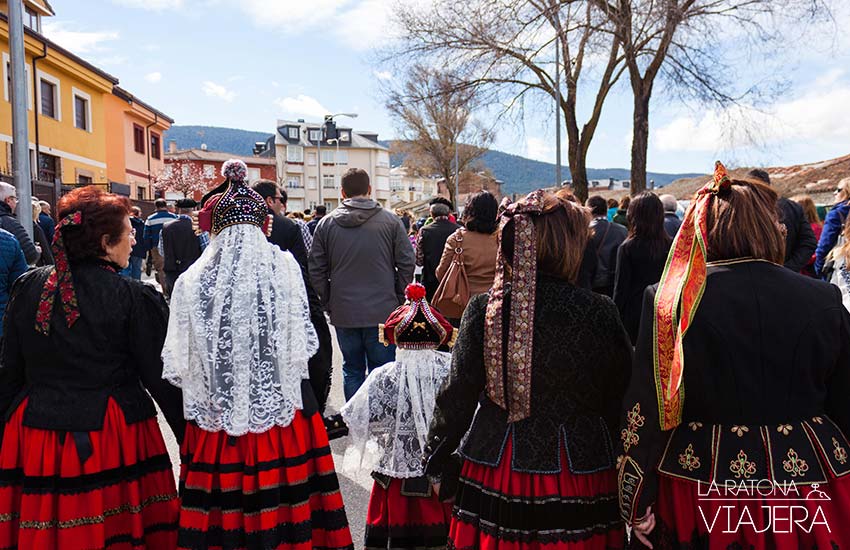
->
[310, 168, 416, 400]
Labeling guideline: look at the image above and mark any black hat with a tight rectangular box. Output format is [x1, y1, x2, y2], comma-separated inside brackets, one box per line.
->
[176, 198, 198, 209]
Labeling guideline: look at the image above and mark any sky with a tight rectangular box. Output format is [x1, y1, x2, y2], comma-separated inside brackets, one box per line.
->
[40, 0, 850, 175]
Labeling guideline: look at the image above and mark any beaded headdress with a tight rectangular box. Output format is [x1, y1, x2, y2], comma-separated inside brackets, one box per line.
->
[196, 159, 272, 236]
[379, 283, 456, 350]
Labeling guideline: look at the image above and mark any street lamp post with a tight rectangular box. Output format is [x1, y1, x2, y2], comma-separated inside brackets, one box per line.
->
[328, 138, 340, 203]
[322, 113, 357, 207]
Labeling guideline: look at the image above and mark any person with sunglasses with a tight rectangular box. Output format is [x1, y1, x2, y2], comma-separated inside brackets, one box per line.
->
[815, 177, 850, 277]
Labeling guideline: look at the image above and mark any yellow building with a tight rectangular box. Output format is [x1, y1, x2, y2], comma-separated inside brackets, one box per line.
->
[105, 87, 173, 201]
[1, 0, 117, 196]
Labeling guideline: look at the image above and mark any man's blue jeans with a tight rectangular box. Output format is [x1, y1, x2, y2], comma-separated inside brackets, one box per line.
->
[336, 326, 396, 401]
[120, 256, 143, 280]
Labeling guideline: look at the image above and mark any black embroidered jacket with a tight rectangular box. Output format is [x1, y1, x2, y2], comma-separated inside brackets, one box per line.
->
[617, 260, 850, 523]
[424, 276, 632, 475]
[0, 262, 185, 443]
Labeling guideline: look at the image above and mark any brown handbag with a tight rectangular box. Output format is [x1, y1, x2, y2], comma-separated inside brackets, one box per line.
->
[433, 234, 470, 319]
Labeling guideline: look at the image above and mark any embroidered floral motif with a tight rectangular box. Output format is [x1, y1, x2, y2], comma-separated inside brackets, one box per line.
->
[777, 424, 794, 436]
[678, 444, 701, 471]
[36, 211, 83, 335]
[621, 403, 645, 453]
[782, 448, 809, 477]
[688, 422, 703, 431]
[731, 425, 749, 437]
[483, 191, 547, 423]
[730, 450, 757, 479]
[813, 416, 824, 424]
[833, 438, 848, 465]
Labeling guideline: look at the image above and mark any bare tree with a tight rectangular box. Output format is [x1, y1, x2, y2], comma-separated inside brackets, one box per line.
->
[386, 65, 494, 208]
[389, 0, 627, 202]
[594, 0, 832, 194]
[153, 160, 212, 198]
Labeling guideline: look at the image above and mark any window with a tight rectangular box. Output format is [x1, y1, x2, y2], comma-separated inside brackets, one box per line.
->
[247, 168, 261, 182]
[133, 125, 145, 154]
[307, 176, 317, 190]
[322, 175, 335, 188]
[78, 175, 93, 184]
[307, 152, 317, 166]
[339, 130, 351, 143]
[71, 87, 91, 131]
[287, 176, 302, 188]
[2, 54, 32, 107]
[137, 187, 146, 200]
[390, 176, 403, 191]
[203, 164, 215, 178]
[286, 145, 303, 163]
[40, 80, 56, 119]
[321, 150, 334, 164]
[287, 127, 299, 139]
[37, 153, 59, 183]
[337, 150, 348, 165]
[181, 164, 190, 177]
[150, 133, 161, 159]
[377, 151, 390, 168]
[25, 6, 40, 32]
[309, 129, 321, 141]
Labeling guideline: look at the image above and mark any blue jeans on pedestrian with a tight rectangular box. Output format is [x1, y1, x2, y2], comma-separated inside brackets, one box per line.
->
[336, 326, 396, 401]
[121, 256, 143, 280]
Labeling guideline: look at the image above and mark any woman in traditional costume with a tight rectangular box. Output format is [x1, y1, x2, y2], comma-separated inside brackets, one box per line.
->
[340, 282, 455, 549]
[618, 163, 850, 548]
[0, 186, 184, 549]
[423, 190, 632, 549]
[163, 160, 353, 550]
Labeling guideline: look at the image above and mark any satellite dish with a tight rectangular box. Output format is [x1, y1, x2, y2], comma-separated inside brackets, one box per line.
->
[201, 143, 208, 151]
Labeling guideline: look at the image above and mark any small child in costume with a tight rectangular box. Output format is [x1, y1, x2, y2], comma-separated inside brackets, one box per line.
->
[340, 283, 456, 550]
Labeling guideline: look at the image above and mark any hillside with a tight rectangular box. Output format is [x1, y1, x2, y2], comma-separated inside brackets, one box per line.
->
[163, 125, 701, 195]
[664, 154, 850, 202]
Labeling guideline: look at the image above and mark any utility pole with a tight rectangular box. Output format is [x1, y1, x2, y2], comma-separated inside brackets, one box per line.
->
[454, 139, 459, 212]
[9, 0, 33, 238]
[554, 33, 562, 188]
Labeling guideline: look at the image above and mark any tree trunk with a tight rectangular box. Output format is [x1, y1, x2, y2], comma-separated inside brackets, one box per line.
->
[571, 153, 589, 204]
[630, 86, 651, 195]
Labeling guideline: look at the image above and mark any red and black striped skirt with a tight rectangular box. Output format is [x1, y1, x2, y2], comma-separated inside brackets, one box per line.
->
[0, 398, 179, 550]
[177, 410, 354, 550]
[448, 438, 625, 550]
[365, 475, 452, 549]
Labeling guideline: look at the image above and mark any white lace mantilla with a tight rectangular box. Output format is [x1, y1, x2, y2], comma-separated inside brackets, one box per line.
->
[162, 224, 318, 436]
[340, 348, 452, 478]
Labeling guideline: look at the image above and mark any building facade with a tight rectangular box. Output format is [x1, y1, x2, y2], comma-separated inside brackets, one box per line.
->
[437, 171, 504, 210]
[164, 145, 276, 201]
[1, 0, 115, 192]
[105, 87, 173, 200]
[388, 166, 440, 205]
[272, 119, 392, 212]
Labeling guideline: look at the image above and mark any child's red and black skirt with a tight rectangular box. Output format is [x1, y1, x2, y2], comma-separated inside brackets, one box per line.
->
[177, 410, 354, 550]
[0, 398, 179, 550]
[365, 473, 452, 549]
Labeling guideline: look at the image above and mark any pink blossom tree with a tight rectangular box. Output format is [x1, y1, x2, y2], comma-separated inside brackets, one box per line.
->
[153, 160, 212, 198]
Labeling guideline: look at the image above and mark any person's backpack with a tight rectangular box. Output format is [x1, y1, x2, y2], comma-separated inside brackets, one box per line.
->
[591, 221, 614, 289]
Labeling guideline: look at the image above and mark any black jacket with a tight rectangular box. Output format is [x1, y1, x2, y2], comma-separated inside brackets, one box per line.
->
[588, 217, 628, 291]
[0, 202, 38, 265]
[425, 277, 632, 475]
[161, 216, 202, 275]
[612, 238, 671, 344]
[266, 210, 333, 412]
[129, 216, 147, 259]
[0, 261, 184, 442]
[418, 218, 461, 300]
[663, 213, 681, 238]
[32, 222, 54, 266]
[617, 260, 850, 523]
[779, 197, 817, 272]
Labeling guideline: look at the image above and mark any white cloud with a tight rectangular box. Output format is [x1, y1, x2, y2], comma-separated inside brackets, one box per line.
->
[237, 0, 394, 51]
[374, 70, 393, 81]
[112, 0, 184, 10]
[525, 136, 554, 163]
[145, 72, 162, 83]
[273, 94, 330, 119]
[42, 21, 119, 55]
[654, 77, 850, 153]
[202, 81, 236, 102]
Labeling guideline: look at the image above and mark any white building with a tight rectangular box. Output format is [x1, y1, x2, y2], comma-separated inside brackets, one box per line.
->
[388, 166, 440, 206]
[271, 119, 392, 212]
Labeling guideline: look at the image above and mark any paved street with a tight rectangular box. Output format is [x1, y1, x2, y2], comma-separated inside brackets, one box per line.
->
[154, 278, 373, 547]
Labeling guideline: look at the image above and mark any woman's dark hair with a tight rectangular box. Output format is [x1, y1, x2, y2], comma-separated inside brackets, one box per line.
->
[501, 193, 590, 283]
[627, 192, 671, 256]
[57, 186, 131, 263]
[462, 191, 498, 234]
[703, 178, 785, 264]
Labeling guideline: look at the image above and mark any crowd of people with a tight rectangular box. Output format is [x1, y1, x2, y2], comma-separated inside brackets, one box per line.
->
[0, 161, 847, 550]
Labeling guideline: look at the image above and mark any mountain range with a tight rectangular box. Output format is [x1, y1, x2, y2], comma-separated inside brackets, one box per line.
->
[162, 125, 702, 195]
